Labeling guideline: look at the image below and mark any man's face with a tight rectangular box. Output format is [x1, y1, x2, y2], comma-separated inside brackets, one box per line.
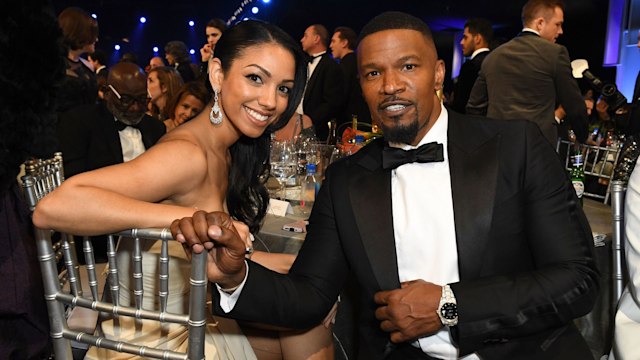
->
[539, 6, 564, 43]
[206, 26, 222, 48]
[106, 81, 148, 125]
[149, 57, 164, 70]
[358, 29, 445, 146]
[459, 27, 476, 57]
[300, 26, 316, 54]
[88, 56, 100, 71]
[330, 32, 346, 59]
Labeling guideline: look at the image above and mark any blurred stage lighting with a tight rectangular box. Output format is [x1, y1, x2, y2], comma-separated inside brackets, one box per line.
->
[114, 44, 121, 51]
[91, 13, 97, 19]
[189, 20, 195, 27]
[252, 7, 259, 14]
[139, 17, 147, 24]
[153, 46, 159, 52]
[262, 0, 270, 3]
[190, 49, 196, 55]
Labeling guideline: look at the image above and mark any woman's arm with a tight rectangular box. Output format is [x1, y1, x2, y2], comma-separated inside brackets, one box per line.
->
[33, 139, 208, 235]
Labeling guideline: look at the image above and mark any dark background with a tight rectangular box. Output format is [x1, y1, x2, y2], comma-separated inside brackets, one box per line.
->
[53, 0, 616, 94]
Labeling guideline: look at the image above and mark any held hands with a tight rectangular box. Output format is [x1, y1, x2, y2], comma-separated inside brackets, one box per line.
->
[374, 280, 443, 343]
[171, 211, 247, 288]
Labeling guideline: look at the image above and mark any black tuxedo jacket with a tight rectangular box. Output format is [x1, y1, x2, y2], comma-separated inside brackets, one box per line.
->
[303, 53, 345, 140]
[338, 52, 371, 127]
[217, 112, 599, 359]
[57, 102, 166, 177]
[451, 51, 489, 114]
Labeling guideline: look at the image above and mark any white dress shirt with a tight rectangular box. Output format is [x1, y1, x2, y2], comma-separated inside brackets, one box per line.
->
[390, 105, 478, 359]
[469, 48, 490, 60]
[296, 51, 326, 115]
[115, 117, 145, 162]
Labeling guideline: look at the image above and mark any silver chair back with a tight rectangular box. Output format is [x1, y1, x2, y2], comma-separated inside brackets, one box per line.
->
[556, 139, 622, 203]
[22, 153, 207, 360]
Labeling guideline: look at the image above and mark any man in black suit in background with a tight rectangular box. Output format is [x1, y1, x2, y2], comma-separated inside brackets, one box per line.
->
[58, 62, 165, 178]
[467, 0, 588, 146]
[57, 62, 165, 262]
[297, 24, 344, 140]
[450, 18, 492, 114]
[174, 11, 599, 360]
[330, 26, 371, 127]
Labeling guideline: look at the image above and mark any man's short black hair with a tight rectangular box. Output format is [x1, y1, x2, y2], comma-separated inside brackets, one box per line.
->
[464, 18, 494, 45]
[358, 11, 432, 45]
[89, 49, 108, 66]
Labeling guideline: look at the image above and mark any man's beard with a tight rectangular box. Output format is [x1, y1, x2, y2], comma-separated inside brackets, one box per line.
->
[107, 102, 144, 126]
[379, 114, 420, 144]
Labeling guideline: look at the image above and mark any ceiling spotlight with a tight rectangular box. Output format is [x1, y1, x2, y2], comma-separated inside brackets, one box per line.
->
[189, 49, 195, 55]
[153, 46, 159, 52]
[251, 7, 259, 14]
[139, 17, 147, 24]
[114, 44, 121, 51]
[243, 17, 249, 21]
[262, 0, 270, 3]
[188, 20, 195, 27]
[91, 13, 98, 19]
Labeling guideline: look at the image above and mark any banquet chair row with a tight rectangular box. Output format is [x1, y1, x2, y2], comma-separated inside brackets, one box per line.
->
[22, 153, 208, 360]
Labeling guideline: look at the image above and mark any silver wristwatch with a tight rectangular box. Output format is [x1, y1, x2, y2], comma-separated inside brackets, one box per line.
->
[437, 284, 458, 326]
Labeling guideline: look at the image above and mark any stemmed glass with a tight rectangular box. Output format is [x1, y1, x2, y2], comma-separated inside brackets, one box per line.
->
[269, 140, 297, 200]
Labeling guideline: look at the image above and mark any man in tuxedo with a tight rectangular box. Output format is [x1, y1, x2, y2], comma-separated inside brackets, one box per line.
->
[173, 11, 599, 360]
[467, 0, 588, 146]
[296, 24, 344, 140]
[58, 61, 165, 178]
[330, 26, 371, 127]
[450, 18, 492, 114]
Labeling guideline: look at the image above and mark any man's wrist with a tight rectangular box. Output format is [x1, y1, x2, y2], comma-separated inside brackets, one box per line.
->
[217, 262, 247, 294]
[437, 284, 458, 326]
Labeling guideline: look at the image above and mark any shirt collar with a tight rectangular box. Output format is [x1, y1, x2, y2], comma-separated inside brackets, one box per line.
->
[522, 28, 540, 36]
[470, 48, 490, 60]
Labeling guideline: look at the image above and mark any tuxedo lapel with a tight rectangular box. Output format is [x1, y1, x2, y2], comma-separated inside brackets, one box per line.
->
[99, 105, 125, 164]
[448, 113, 499, 279]
[349, 140, 400, 290]
[304, 55, 326, 100]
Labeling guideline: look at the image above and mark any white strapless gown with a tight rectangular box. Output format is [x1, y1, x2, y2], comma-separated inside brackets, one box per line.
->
[85, 238, 256, 359]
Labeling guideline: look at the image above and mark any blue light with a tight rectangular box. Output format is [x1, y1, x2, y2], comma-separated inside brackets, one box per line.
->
[153, 46, 159, 53]
[91, 13, 98, 19]
[188, 20, 195, 27]
[189, 49, 195, 55]
[139, 16, 146, 24]
[243, 17, 249, 21]
[251, 7, 259, 14]
[262, 0, 270, 3]
[114, 44, 121, 51]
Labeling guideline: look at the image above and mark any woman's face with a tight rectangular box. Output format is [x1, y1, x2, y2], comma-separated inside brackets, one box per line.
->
[218, 43, 296, 138]
[147, 71, 165, 104]
[173, 94, 205, 125]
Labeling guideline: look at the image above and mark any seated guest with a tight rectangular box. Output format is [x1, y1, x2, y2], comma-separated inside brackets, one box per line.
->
[35, 20, 333, 359]
[165, 40, 196, 82]
[164, 81, 210, 132]
[147, 66, 184, 121]
[173, 11, 599, 360]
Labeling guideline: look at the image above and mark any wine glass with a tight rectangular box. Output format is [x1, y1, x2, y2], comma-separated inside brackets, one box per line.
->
[270, 140, 297, 200]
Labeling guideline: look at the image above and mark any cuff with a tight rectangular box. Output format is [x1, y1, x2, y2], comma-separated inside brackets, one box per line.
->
[216, 261, 249, 313]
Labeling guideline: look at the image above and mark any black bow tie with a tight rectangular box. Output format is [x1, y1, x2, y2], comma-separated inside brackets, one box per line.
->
[115, 119, 140, 131]
[308, 55, 321, 63]
[382, 142, 444, 170]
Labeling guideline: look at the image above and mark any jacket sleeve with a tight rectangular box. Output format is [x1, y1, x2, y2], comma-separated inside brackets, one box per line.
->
[451, 121, 600, 355]
[555, 46, 589, 143]
[466, 68, 489, 116]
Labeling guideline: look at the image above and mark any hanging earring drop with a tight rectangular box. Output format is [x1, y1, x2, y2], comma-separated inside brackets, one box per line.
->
[209, 90, 223, 125]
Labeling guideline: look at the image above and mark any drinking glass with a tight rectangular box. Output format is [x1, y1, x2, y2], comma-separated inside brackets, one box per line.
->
[270, 140, 297, 200]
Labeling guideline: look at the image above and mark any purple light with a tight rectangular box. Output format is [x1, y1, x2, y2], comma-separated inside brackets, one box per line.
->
[139, 16, 147, 24]
[262, 0, 270, 3]
[603, 0, 624, 66]
[251, 7, 259, 14]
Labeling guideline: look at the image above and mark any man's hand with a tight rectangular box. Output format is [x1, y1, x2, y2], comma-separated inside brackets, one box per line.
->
[200, 43, 213, 62]
[374, 280, 443, 343]
[171, 211, 246, 288]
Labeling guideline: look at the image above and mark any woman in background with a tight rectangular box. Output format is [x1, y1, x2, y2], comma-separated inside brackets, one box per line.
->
[147, 66, 184, 121]
[164, 81, 210, 132]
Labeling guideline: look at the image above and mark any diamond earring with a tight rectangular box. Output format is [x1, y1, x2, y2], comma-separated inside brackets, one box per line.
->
[209, 90, 223, 125]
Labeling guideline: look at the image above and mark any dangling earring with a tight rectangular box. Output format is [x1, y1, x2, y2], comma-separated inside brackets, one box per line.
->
[209, 90, 223, 125]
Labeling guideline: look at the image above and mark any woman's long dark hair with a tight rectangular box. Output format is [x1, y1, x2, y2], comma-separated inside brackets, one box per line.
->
[215, 20, 307, 233]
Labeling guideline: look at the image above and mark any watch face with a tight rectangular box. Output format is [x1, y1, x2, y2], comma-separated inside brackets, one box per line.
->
[440, 303, 457, 320]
